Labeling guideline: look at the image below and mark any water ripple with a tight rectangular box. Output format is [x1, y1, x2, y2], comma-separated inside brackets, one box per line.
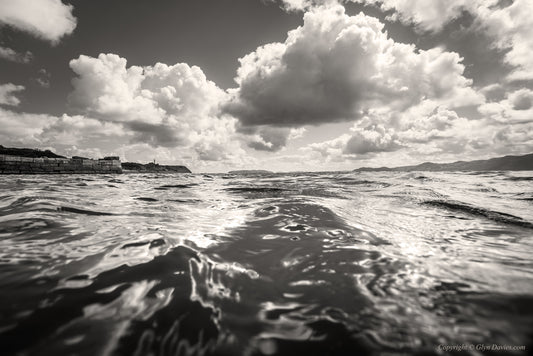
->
[0, 172, 531, 355]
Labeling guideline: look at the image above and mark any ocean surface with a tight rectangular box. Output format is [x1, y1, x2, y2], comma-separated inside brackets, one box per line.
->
[0, 171, 532, 355]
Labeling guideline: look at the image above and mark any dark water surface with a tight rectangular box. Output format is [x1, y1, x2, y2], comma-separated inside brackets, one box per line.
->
[0, 171, 532, 355]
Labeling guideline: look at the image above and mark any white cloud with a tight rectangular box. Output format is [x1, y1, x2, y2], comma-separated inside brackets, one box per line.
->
[288, 127, 307, 140]
[303, 94, 533, 164]
[0, 0, 77, 43]
[0, 107, 125, 148]
[224, 5, 481, 141]
[304, 116, 402, 160]
[351, 0, 533, 81]
[0, 83, 25, 106]
[394, 101, 498, 157]
[0, 54, 250, 169]
[42, 114, 127, 146]
[354, 0, 480, 32]
[279, 0, 533, 81]
[277, 0, 309, 11]
[344, 120, 401, 154]
[0, 46, 32, 63]
[480, 83, 506, 102]
[0, 105, 247, 171]
[304, 133, 352, 161]
[508, 89, 533, 111]
[493, 122, 533, 153]
[397, 103, 460, 143]
[0, 107, 58, 145]
[264, 1, 533, 164]
[69, 54, 226, 123]
[68, 53, 245, 162]
[245, 3, 533, 165]
[69, 54, 156, 121]
[2, 2, 529, 171]
[478, 88, 533, 124]
[475, 0, 533, 81]
[277, 0, 480, 28]
[244, 126, 293, 151]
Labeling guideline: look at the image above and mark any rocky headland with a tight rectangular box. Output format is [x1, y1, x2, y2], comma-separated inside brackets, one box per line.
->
[122, 162, 191, 173]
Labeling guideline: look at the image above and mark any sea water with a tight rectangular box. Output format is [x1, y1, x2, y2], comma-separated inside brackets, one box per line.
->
[0, 171, 532, 355]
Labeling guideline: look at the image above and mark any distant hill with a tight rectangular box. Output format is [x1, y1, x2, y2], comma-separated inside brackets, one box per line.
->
[122, 162, 191, 173]
[0, 145, 65, 158]
[228, 170, 273, 175]
[354, 153, 533, 172]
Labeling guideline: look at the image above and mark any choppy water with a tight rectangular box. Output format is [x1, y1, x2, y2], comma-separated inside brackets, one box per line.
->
[0, 171, 532, 355]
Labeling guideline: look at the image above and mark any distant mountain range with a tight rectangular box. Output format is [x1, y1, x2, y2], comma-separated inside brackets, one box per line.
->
[354, 153, 533, 172]
[228, 170, 273, 175]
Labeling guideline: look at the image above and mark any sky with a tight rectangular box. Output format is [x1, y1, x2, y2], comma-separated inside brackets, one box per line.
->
[0, 0, 532, 172]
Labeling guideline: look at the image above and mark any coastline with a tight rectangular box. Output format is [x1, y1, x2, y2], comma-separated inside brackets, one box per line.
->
[0, 154, 122, 174]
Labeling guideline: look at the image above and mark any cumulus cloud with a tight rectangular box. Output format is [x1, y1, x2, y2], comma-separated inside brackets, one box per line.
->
[242, 2, 533, 164]
[0, 53, 249, 169]
[303, 93, 533, 164]
[69, 54, 156, 121]
[349, 0, 533, 81]
[304, 133, 352, 161]
[476, 0, 533, 81]
[68, 53, 244, 162]
[0, 107, 58, 145]
[344, 121, 401, 155]
[397, 103, 492, 152]
[277, 0, 477, 27]
[0, 106, 125, 148]
[0, 0, 77, 43]
[278, 0, 533, 80]
[397, 103, 460, 143]
[277, 0, 310, 11]
[224, 5, 481, 145]
[480, 83, 506, 103]
[0, 46, 32, 63]
[353, 0, 478, 32]
[0, 105, 236, 169]
[479, 88, 533, 124]
[305, 116, 401, 160]
[42, 114, 126, 146]
[493, 122, 533, 153]
[0, 83, 25, 106]
[288, 127, 307, 140]
[69, 54, 225, 122]
[393, 101, 501, 158]
[508, 89, 533, 111]
[243, 126, 293, 151]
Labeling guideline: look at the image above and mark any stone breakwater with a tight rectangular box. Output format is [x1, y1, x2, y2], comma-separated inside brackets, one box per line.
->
[0, 155, 122, 174]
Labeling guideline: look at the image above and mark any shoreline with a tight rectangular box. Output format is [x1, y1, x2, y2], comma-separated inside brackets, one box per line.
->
[0, 154, 122, 174]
